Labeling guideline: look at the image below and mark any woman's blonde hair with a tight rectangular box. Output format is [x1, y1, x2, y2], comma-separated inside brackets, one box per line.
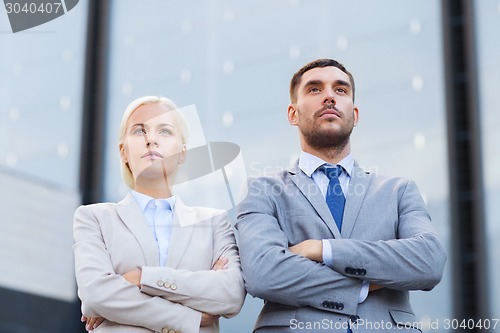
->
[118, 96, 189, 189]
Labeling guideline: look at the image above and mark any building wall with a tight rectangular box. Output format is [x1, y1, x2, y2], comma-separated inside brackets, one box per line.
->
[0, 1, 88, 332]
[2, 0, 499, 332]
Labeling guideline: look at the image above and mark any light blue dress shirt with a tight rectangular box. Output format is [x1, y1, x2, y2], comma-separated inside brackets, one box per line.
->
[131, 190, 175, 267]
[298, 151, 369, 303]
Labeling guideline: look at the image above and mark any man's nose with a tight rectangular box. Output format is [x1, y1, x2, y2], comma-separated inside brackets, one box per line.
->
[323, 88, 336, 104]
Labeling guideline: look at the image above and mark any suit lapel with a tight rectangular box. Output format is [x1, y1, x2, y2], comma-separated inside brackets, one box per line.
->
[166, 198, 196, 269]
[342, 163, 371, 238]
[288, 163, 341, 239]
[116, 193, 159, 266]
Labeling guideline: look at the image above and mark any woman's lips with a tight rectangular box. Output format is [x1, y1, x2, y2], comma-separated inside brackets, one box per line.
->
[142, 151, 164, 159]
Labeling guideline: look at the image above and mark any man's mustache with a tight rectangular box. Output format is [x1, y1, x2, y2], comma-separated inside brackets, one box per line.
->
[315, 104, 340, 117]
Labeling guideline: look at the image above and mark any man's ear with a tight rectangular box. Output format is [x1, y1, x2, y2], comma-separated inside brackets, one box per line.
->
[288, 104, 299, 126]
[119, 143, 128, 163]
[353, 106, 359, 127]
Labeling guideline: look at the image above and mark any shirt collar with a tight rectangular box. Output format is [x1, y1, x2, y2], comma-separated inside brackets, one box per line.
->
[131, 190, 176, 211]
[298, 151, 354, 178]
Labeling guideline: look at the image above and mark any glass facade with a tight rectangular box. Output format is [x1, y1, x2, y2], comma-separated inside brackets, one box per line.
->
[102, 1, 450, 331]
[0, 1, 87, 190]
[0, 1, 88, 332]
[4, 0, 500, 331]
[475, 0, 500, 317]
[0, 0, 88, 302]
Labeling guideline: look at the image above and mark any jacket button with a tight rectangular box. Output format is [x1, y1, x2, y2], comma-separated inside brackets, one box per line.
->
[170, 283, 177, 290]
[157, 280, 164, 287]
[350, 315, 360, 323]
[360, 269, 367, 276]
[322, 301, 329, 308]
[345, 267, 352, 274]
[161, 329, 176, 333]
[337, 303, 344, 310]
[163, 282, 170, 289]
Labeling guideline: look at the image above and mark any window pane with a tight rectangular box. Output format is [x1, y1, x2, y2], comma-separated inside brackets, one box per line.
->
[475, 0, 500, 317]
[0, 0, 88, 303]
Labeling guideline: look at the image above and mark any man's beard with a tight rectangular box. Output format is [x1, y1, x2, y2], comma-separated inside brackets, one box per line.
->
[300, 114, 354, 152]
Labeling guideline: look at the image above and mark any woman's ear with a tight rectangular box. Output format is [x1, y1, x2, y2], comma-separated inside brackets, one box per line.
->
[119, 143, 128, 164]
[178, 144, 187, 164]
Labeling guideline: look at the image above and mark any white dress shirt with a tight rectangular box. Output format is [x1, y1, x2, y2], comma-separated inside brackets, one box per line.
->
[298, 151, 369, 303]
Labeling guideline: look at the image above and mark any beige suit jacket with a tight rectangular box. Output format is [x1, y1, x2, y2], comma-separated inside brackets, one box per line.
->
[73, 193, 245, 333]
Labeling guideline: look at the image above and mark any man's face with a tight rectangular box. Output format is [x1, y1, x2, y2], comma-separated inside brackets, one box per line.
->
[288, 66, 358, 150]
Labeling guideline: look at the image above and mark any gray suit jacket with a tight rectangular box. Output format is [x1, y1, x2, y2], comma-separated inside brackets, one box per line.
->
[236, 162, 446, 333]
[73, 193, 245, 333]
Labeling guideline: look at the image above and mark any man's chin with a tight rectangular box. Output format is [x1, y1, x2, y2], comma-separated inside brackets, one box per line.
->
[304, 132, 350, 150]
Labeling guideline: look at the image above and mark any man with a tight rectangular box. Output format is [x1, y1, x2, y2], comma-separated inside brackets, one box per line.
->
[236, 58, 447, 332]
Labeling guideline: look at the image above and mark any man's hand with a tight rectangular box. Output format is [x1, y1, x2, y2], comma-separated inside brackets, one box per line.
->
[122, 269, 142, 287]
[81, 315, 104, 331]
[289, 239, 323, 262]
[369, 283, 383, 292]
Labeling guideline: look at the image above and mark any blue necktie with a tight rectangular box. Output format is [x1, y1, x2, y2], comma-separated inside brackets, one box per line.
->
[321, 166, 352, 332]
[320, 165, 346, 232]
[320, 165, 352, 333]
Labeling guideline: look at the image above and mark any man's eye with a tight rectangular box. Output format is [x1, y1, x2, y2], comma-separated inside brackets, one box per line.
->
[309, 87, 320, 93]
[336, 88, 347, 93]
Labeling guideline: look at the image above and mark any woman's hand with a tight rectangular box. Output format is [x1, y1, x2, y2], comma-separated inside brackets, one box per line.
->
[198, 256, 229, 327]
[81, 315, 104, 331]
[122, 269, 142, 287]
[212, 256, 229, 270]
[200, 312, 220, 327]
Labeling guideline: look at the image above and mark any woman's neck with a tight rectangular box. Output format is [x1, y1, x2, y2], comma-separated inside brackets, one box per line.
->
[134, 181, 173, 199]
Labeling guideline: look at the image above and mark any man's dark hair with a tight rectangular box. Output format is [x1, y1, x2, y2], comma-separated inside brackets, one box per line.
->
[289, 58, 355, 103]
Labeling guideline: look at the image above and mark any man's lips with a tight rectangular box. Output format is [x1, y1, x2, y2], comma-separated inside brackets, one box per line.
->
[318, 107, 340, 118]
[142, 151, 164, 159]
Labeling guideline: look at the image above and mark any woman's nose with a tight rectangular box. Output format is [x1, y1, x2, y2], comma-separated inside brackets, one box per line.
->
[146, 134, 158, 147]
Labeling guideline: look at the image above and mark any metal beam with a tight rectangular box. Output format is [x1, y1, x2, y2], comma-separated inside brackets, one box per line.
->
[441, 0, 489, 327]
[79, 0, 111, 204]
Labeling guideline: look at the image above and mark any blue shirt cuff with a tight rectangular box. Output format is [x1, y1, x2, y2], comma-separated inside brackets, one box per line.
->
[321, 239, 333, 267]
[358, 280, 370, 303]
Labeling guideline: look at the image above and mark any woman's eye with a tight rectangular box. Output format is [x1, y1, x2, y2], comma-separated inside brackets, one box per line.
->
[159, 128, 172, 135]
[132, 128, 146, 135]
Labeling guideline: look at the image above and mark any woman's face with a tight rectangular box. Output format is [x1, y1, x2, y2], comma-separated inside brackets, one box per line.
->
[119, 102, 186, 187]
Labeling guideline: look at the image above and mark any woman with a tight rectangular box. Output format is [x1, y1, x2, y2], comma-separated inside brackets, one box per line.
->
[73, 96, 245, 332]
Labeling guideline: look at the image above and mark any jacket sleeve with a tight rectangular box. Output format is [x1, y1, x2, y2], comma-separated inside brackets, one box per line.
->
[235, 177, 363, 316]
[73, 205, 202, 333]
[140, 211, 246, 317]
[327, 180, 447, 291]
